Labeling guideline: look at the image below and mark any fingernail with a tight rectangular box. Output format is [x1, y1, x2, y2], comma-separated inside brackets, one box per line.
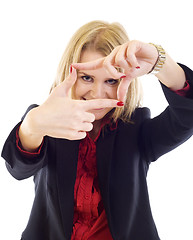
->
[70, 65, 73, 73]
[120, 75, 126, 79]
[136, 66, 140, 69]
[117, 101, 124, 106]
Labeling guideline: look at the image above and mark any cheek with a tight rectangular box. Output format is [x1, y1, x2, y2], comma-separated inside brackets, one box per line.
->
[108, 86, 118, 99]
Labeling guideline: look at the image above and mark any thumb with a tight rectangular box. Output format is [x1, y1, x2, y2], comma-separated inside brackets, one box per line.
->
[51, 66, 77, 98]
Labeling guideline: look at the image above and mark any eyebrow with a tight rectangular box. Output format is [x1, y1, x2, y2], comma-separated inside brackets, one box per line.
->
[78, 71, 119, 81]
[78, 71, 95, 78]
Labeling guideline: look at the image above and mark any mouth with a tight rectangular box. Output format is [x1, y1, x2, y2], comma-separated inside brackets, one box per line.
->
[93, 108, 104, 111]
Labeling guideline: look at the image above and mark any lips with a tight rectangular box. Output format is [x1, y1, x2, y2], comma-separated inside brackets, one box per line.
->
[93, 108, 104, 111]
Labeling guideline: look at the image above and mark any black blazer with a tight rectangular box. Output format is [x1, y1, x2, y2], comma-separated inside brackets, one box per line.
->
[2, 64, 193, 240]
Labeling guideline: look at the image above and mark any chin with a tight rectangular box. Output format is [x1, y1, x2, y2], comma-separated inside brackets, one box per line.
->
[87, 104, 114, 120]
[92, 110, 111, 121]
[92, 113, 105, 121]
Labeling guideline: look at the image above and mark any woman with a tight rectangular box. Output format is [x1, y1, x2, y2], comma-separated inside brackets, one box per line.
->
[2, 20, 193, 240]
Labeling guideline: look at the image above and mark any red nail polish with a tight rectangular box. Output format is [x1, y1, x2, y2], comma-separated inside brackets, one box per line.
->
[120, 75, 126, 79]
[70, 65, 73, 73]
[117, 101, 124, 106]
[136, 66, 140, 69]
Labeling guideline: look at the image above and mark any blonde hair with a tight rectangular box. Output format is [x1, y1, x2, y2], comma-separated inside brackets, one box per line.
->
[51, 20, 142, 122]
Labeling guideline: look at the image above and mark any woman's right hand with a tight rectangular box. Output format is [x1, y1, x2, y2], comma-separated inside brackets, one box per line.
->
[19, 67, 120, 152]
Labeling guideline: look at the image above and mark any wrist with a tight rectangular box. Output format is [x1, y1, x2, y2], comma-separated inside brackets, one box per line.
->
[148, 43, 166, 75]
[19, 108, 44, 152]
[156, 54, 186, 91]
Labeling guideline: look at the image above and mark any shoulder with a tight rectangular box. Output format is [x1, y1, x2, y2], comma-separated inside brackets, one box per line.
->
[117, 107, 151, 133]
[120, 107, 151, 126]
[130, 107, 151, 122]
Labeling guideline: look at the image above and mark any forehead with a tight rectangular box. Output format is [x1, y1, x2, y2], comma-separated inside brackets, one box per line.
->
[80, 50, 105, 63]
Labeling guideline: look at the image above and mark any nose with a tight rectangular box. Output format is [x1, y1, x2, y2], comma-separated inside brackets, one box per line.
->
[90, 83, 106, 99]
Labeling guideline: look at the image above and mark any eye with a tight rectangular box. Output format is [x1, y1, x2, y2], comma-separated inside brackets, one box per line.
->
[105, 79, 119, 85]
[81, 75, 93, 82]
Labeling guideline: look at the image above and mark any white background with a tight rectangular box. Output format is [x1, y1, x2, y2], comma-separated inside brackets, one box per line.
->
[0, 0, 193, 239]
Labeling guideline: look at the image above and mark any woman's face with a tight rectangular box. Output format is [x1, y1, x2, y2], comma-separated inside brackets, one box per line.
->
[74, 50, 119, 120]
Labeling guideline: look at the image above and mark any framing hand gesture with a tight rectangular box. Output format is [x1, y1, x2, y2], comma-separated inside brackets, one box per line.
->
[19, 67, 122, 152]
[73, 41, 158, 101]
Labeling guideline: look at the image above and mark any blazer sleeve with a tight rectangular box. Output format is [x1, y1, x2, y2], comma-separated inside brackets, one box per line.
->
[1, 104, 49, 180]
[139, 63, 193, 162]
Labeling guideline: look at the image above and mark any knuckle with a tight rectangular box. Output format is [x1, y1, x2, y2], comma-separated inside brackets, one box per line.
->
[116, 56, 125, 66]
[89, 113, 95, 122]
[87, 123, 93, 131]
[126, 51, 133, 59]
[70, 121, 78, 129]
[113, 45, 120, 52]
[130, 39, 138, 45]
[70, 131, 86, 140]
[77, 131, 86, 139]
[83, 123, 93, 132]
[76, 101, 84, 110]
[103, 59, 109, 68]
[103, 58, 112, 69]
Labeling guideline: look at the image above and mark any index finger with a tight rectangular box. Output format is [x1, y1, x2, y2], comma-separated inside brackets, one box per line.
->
[81, 98, 123, 111]
[117, 76, 132, 102]
[72, 56, 125, 79]
[72, 57, 105, 70]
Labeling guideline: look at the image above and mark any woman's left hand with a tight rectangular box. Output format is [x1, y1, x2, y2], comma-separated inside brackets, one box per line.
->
[72, 40, 158, 101]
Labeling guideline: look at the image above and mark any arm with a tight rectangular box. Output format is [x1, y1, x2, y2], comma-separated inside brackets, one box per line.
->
[72, 40, 193, 161]
[18, 109, 44, 153]
[140, 63, 193, 162]
[1, 120, 48, 180]
[129, 43, 193, 161]
[1, 67, 122, 179]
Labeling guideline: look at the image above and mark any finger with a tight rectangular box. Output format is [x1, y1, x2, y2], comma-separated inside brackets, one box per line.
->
[114, 43, 131, 71]
[51, 66, 77, 98]
[72, 57, 105, 70]
[117, 76, 132, 102]
[46, 128, 87, 140]
[126, 41, 140, 68]
[62, 66, 77, 96]
[82, 112, 95, 123]
[103, 47, 125, 79]
[82, 98, 121, 111]
[73, 54, 125, 79]
[78, 122, 93, 132]
[76, 131, 87, 139]
[68, 130, 87, 140]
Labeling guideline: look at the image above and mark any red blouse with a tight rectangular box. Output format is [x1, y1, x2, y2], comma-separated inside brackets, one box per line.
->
[16, 81, 190, 240]
[71, 129, 113, 240]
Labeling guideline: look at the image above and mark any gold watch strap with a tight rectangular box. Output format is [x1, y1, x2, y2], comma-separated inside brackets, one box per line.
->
[148, 43, 166, 75]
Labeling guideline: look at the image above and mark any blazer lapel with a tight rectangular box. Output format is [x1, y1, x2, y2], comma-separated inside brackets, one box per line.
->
[96, 128, 117, 228]
[55, 138, 80, 239]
